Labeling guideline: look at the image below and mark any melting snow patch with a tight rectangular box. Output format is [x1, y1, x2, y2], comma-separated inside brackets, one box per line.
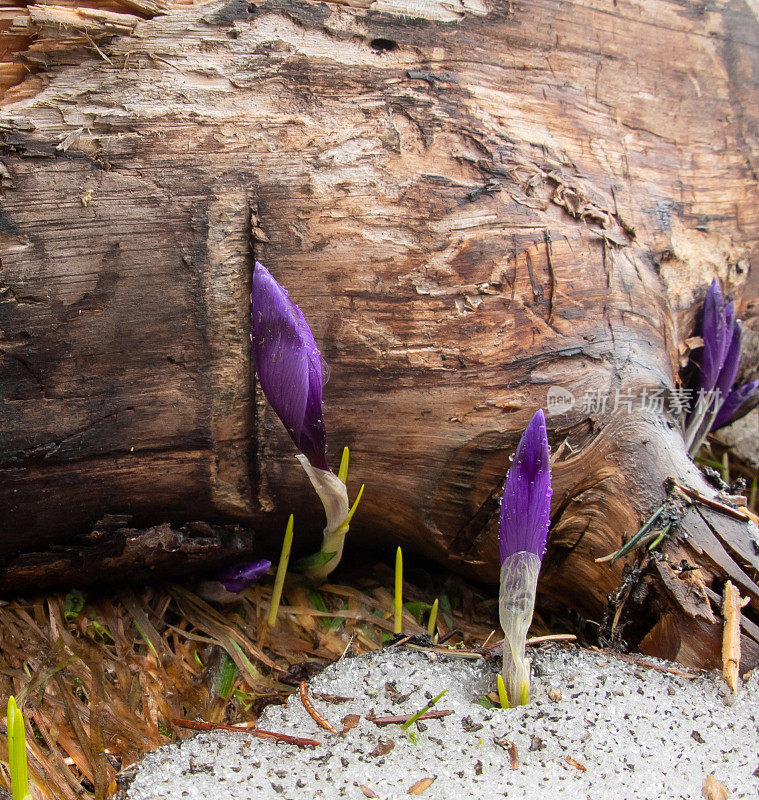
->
[123, 645, 759, 799]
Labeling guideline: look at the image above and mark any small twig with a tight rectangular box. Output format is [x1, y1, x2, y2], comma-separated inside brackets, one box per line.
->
[299, 682, 339, 734]
[594, 650, 699, 679]
[437, 629, 462, 645]
[722, 581, 749, 693]
[526, 633, 577, 646]
[371, 710, 453, 726]
[171, 718, 320, 747]
[339, 633, 356, 660]
[405, 644, 483, 659]
[668, 479, 753, 522]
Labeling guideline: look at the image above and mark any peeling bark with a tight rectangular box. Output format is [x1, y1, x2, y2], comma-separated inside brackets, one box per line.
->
[0, 0, 758, 668]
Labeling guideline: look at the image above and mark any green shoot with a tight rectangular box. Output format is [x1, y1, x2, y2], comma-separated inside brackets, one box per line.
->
[497, 674, 510, 709]
[216, 654, 237, 700]
[342, 484, 365, 529]
[427, 598, 439, 637]
[338, 446, 350, 484]
[64, 589, 85, 622]
[647, 522, 671, 551]
[750, 476, 757, 510]
[400, 689, 448, 731]
[7, 696, 29, 800]
[267, 514, 294, 628]
[394, 547, 403, 635]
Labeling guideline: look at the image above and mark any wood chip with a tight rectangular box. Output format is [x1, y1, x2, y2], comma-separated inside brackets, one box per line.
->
[507, 740, 518, 769]
[408, 776, 436, 794]
[493, 736, 518, 767]
[341, 714, 361, 732]
[314, 692, 354, 704]
[359, 786, 379, 799]
[702, 773, 728, 800]
[565, 755, 586, 771]
[369, 737, 395, 757]
[722, 581, 749, 693]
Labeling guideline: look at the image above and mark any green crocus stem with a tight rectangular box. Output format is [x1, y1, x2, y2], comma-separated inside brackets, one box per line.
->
[296, 455, 350, 582]
[7, 696, 29, 800]
[499, 551, 540, 707]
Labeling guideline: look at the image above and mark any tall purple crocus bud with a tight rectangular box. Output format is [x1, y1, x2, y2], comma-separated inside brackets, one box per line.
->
[699, 279, 733, 394]
[251, 262, 362, 584]
[251, 261, 329, 471]
[498, 409, 552, 707]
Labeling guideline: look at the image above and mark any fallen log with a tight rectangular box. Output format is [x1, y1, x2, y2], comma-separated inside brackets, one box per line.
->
[0, 0, 758, 669]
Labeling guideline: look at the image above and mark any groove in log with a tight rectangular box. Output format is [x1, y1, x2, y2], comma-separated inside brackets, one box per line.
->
[0, 0, 757, 669]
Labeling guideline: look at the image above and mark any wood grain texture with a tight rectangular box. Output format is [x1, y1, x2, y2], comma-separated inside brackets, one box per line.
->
[0, 0, 758, 665]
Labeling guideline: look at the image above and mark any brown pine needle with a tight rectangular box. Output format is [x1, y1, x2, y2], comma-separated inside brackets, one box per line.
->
[171, 718, 320, 747]
[299, 682, 339, 734]
[370, 710, 453, 726]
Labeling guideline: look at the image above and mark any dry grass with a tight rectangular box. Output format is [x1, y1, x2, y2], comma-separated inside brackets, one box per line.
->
[0, 561, 498, 800]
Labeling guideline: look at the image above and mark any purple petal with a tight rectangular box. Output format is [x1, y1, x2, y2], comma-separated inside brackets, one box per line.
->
[715, 320, 742, 397]
[217, 559, 272, 593]
[251, 262, 329, 470]
[499, 409, 553, 563]
[699, 279, 729, 393]
[712, 380, 759, 430]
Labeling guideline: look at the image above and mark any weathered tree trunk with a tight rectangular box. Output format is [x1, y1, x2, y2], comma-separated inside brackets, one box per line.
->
[1, 0, 758, 669]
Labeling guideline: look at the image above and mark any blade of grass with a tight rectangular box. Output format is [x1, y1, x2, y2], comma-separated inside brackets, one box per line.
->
[216, 654, 237, 700]
[400, 689, 448, 731]
[394, 548, 403, 635]
[268, 515, 294, 628]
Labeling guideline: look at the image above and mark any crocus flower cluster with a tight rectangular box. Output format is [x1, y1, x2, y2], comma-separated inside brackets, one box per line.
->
[498, 409, 552, 707]
[251, 262, 360, 582]
[684, 279, 758, 454]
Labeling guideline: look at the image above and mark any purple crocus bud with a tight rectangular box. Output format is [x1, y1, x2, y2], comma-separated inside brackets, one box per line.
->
[700, 279, 730, 393]
[498, 409, 552, 708]
[251, 261, 329, 471]
[217, 559, 272, 593]
[499, 408, 553, 563]
[712, 380, 759, 430]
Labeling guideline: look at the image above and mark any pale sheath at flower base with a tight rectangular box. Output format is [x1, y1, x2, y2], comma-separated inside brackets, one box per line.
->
[498, 409, 552, 707]
[251, 262, 361, 582]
